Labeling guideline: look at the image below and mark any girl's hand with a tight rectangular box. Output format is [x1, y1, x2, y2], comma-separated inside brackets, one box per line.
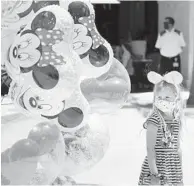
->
[150, 175, 160, 185]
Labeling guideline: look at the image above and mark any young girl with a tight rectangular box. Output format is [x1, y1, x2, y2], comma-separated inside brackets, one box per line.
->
[138, 71, 184, 185]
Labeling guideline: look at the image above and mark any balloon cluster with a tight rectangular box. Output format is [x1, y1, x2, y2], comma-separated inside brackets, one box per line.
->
[1, 0, 131, 185]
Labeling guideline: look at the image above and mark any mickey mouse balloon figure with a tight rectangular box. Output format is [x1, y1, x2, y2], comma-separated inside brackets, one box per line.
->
[59, 0, 131, 113]
[2, 3, 109, 185]
[2, 1, 131, 185]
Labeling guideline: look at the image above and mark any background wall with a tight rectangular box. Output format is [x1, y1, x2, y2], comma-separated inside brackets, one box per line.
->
[158, 1, 194, 88]
[188, 1, 194, 89]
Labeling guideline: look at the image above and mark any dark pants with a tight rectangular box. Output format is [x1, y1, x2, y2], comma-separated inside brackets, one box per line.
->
[159, 55, 181, 75]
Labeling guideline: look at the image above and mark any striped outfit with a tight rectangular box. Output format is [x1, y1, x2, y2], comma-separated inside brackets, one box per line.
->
[138, 110, 183, 185]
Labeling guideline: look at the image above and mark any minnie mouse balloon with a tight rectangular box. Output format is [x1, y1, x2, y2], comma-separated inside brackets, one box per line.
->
[60, 0, 114, 78]
[1, 0, 60, 68]
[5, 5, 90, 133]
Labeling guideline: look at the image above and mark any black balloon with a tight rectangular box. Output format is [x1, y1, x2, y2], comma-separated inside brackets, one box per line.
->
[32, 65, 59, 89]
[31, 11, 56, 31]
[89, 45, 109, 67]
[58, 107, 84, 128]
[68, 1, 90, 24]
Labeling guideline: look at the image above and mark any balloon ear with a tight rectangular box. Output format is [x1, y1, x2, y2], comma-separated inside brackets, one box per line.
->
[164, 71, 183, 85]
[147, 71, 163, 84]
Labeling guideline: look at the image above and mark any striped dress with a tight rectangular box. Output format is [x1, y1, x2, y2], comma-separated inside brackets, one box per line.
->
[138, 110, 183, 185]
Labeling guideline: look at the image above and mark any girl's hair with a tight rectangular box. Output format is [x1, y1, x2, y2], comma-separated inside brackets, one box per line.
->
[145, 81, 186, 136]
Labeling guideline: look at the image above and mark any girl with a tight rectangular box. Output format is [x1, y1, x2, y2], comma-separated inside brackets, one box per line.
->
[138, 71, 185, 185]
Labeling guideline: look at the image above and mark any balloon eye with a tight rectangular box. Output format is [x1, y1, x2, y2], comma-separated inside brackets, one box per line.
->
[29, 97, 37, 108]
[18, 41, 29, 49]
[13, 47, 18, 58]
[18, 53, 29, 60]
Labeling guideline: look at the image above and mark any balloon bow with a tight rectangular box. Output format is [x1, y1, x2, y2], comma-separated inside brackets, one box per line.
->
[147, 71, 183, 85]
[79, 14, 105, 49]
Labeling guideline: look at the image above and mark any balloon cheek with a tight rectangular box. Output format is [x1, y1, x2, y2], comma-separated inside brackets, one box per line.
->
[19, 50, 41, 68]
[72, 24, 92, 55]
[38, 102, 64, 117]
[73, 37, 92, 55]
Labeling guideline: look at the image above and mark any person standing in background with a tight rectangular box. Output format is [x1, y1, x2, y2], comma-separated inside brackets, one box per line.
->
[114, 38, 134, 76]
[155, 17, 186, 75]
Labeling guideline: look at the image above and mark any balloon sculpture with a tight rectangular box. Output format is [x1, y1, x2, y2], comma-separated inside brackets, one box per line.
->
[1, 0, 131, 185]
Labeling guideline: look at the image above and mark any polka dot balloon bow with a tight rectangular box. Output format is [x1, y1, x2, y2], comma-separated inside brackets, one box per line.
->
[4, 2, 131, 185]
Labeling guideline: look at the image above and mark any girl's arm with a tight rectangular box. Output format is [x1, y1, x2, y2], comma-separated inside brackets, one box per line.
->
[177, 136, 183, 168]
[147, 123, 158, 174]
[178, 148, 182, 167]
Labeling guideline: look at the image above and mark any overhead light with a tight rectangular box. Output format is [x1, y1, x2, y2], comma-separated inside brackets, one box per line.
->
[90, 0, 120, 4]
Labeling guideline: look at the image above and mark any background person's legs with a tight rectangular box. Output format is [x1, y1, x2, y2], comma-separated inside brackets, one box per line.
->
[159, 56, 174, 75]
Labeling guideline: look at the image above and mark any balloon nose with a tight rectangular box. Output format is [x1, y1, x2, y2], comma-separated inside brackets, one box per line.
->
[13, 47, 18, 58]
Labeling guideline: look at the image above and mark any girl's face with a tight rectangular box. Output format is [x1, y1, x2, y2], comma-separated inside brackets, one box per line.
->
[154, 84, 177, 114]
[156, 86, 177, 102]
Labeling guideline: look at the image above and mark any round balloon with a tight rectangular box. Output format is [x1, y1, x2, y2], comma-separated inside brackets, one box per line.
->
[28, 122, 61, 155]
[5, 5, 90, 132]
[29, 131, 65, 185]
[9, 139, 40, 162]
[60, 0, 114, 78]
[80, 58, 131, 113]
[60, 113, 110, 176]
[1, 139, 40, 185]
[1, 121, 66, 185]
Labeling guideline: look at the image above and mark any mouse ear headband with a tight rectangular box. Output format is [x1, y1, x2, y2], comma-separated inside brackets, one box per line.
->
[147, 71, 183, 85]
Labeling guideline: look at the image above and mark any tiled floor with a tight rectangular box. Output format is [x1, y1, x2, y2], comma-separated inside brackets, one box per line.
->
[1, 95, 194, 186]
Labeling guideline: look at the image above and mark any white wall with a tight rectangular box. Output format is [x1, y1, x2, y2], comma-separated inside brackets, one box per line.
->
[158, 1, 194, 88]
[188, 1, 194, 89]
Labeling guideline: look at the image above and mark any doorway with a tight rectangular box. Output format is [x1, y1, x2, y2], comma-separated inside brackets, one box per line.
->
[94, 1, 159, 93]
[94, 1, 158, 54]
[94, 4, 120, 45]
